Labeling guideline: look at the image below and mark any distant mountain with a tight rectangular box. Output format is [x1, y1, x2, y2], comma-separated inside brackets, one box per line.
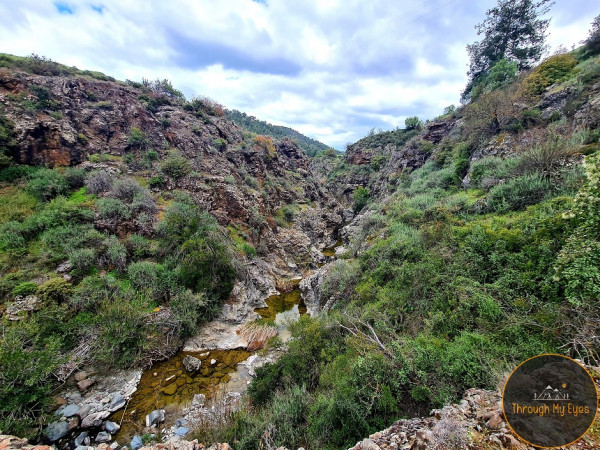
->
[225, 109, 333, 157]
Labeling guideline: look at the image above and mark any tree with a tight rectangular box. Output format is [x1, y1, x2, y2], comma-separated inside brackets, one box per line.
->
[583, 14, 600, 56]
[404, 116, 422, 131]
[462, 0, 553, 101]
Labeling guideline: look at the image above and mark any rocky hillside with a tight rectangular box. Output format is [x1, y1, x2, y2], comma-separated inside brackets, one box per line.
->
[319, 51, 600, 209]
[0, 54, 344, 440]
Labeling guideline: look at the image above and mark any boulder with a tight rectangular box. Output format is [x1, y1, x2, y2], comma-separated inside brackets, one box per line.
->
[45, 421, 69, 442]
[77, 378, 96, 391]
[74, 432, 88, 447]
[60, 404, 80, 418]
[95, 432, 111, 443]
[108, 393, 126, 411]
[103, 420, 121, 434]
[130, 435, 143, 450]
[175, 427, 189, 436]
[145, 409, 165, 427]
[81, 411, 110, 428]
[182, 355, 202, 372]
[77, 404, 92, 419]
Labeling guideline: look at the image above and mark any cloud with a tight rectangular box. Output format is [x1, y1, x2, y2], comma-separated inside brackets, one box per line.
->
[0, 0, 595, 149]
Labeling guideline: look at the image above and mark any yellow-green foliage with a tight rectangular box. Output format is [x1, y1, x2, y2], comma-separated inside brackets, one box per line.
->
[0, 187, 37, 224]
[522, 54, 578, 96]
[254, 135, 276, 158]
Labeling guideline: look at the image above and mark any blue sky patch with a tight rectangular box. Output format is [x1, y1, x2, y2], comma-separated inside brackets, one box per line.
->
[91, 4, 105, 14]
[54, 2, 74, 14]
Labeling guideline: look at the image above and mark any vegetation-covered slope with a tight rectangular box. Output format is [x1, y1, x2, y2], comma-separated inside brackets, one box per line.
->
[225, 109, 334, 157]
[205, 46, 600, 449]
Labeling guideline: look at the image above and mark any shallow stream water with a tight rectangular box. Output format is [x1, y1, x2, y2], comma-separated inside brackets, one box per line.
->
[110, 349, 250, 442]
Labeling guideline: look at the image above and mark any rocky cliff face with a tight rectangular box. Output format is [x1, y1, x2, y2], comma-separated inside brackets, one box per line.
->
[0, 66, 343, 324]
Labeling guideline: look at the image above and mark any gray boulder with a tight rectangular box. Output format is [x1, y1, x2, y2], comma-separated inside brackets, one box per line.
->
[74, 431, 88, 447]
[81, 410, 109, 428]
[95, 431, 111, 443]
[45, 421, 69, 442]
[175, 427, 189, 436]
[145, 409, 165, 427]
[61, 404, 80, 418]
[130, 435, 143, 450]
[109, 393, 126, 411]
[104, 420, 121, 434]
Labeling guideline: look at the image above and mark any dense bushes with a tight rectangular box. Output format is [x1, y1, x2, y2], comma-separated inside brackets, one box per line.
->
[0, 165, 239, 436]
[522, 54, 578, 96]
[27, 169, 69, 201]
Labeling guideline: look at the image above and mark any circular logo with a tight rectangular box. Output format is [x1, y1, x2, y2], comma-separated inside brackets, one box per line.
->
[502, 354, 598, 448]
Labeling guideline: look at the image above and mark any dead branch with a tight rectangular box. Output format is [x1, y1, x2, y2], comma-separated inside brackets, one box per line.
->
[338, 315, 392, 358]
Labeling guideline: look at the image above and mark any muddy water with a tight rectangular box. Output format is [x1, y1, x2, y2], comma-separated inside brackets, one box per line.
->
[253, 285, 308, 342]
[254, 287, 307, 320]
[110, 349, 250, 443]
[321, 238, 343, 257]
[110, 277, 316, 442]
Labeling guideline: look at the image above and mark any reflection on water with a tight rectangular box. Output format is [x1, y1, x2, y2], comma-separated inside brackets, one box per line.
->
[254, 288, 306, 321]
[110, 349, 250, 443]
[254, 284, 308, 342]
[321, 238, 343, 257]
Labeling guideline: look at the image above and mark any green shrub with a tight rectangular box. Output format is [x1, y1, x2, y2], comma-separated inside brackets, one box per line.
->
[40, 224, 100, 259]
[353, 186, 370, 212]
[405, 116, 422, 130]
[63, 167, 86, 188]
[148, 176, 165, 188]
[94, 296, 151, 368]
[160, 151, 191, 180]
[85, 170, 113, 194]
[213, 138, 227, 150]
[103, 236, 127, 271]
[0, 113, 17, 168]
[178, 235, 236, 301]
[522, 54, 578, 96]
[0, 221, 26, 252]
[469, 156, 519, 189]
[37, 278, 72, 303]
[77, 133, 88, 145]
[96, 197, 131, 222]
[127, 234, 152, 259]
[241, 242, 256, 258]
[69, 248, 96, 275]
[29, 85, 58, 110]
[27, 169, 69, 201]
[110, 178, 143, 203]
[170, 289, 210, 338]
[484, 174, 551, 212]
[0, 323, 63, 436]
[0, 165, 39, 183]
[69, 275, 120, 312]
[12, 282, 38, 297]
[281, 205, 295, 222]
[127, 127, 149, 148]
[127, 261, 173, 300]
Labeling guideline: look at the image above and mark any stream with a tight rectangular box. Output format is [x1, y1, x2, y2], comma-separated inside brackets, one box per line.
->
[104, 237, 341, 444]
[110, 283, 307, 443]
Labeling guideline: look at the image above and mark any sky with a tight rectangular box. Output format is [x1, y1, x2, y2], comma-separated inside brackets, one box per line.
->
[0, 1, 597, 149]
